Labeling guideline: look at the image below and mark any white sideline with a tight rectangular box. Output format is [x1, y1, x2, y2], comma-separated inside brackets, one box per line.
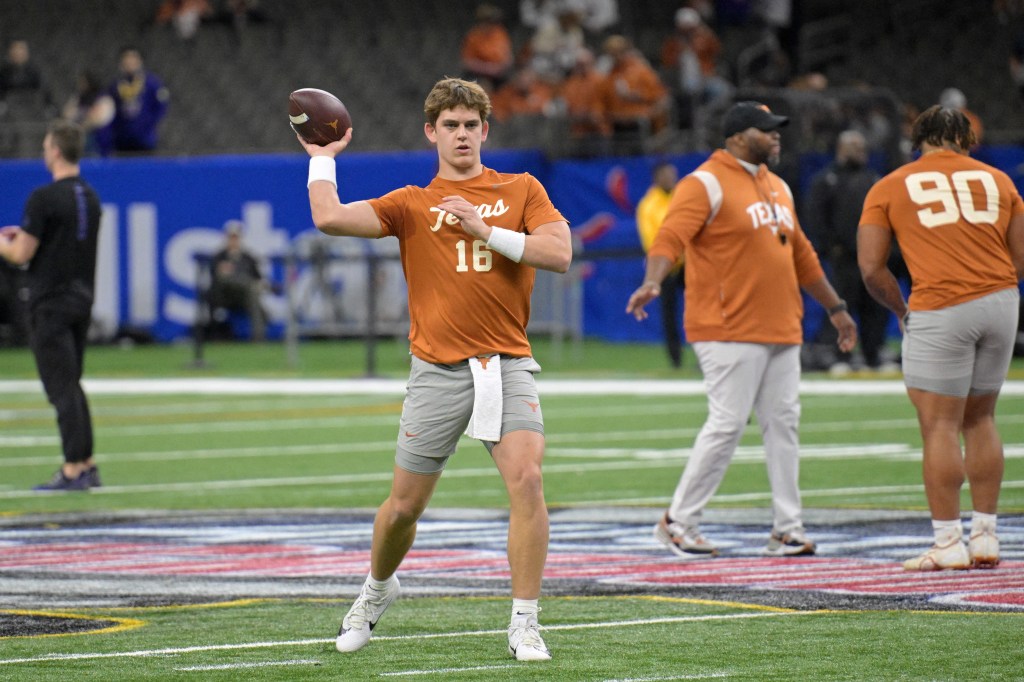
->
[1, 378, 1023, 396]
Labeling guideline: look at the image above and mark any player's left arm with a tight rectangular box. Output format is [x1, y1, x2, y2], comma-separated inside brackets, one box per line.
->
[0, 225, 39, 266]
[802, 275, 858, 353]
[437, 195, 572, 273]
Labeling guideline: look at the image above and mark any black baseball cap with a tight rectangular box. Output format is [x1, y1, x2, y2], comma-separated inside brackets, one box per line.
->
[722, 101, 789, 138]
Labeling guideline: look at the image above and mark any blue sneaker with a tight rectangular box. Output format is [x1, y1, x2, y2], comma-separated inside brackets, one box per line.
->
[33, 469, 91, 492]
[85, 465, 102, 488]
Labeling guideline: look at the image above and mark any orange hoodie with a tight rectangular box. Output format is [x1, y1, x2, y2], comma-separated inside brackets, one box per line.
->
[649, 149, 824, 344]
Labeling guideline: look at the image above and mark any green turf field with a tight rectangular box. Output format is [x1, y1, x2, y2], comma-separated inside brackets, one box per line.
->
[1, 340, 1023, 680]
[3, 597, 1022, 681]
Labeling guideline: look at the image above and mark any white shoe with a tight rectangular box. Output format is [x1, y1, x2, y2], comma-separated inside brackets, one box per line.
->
[336, 575, 400, 653]
[654, 513, 718, 558]
[765, 528, 816, 556]
[969, 527, 1000, 569]
[828, 362, 852, 377]
[508, 611, 551, 661]
[903, 538, 970, 571]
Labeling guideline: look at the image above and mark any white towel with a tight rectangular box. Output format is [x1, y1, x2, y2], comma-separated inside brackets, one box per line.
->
[465, 355, 503, 442]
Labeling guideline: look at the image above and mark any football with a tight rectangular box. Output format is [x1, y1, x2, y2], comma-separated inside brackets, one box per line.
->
[288, 88, 352, 146]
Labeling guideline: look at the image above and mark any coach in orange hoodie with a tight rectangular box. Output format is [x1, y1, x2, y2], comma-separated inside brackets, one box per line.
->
[627, 101, 857, 559]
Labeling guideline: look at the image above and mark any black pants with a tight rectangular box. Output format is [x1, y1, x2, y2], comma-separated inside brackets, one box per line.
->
[28, 297, 93, 464]
[818, 258, 889, 367]
[659, 269, 685, 368]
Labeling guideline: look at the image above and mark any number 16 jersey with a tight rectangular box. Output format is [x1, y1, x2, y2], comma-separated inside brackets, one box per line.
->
[859, 149, 1022, 311]
[368, 167, 566, 364]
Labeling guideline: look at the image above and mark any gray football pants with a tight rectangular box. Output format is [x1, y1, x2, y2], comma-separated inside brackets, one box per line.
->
[668, 342, 804, 534]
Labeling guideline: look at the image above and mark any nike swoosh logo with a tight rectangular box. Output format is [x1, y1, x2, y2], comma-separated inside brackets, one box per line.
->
[405, 431, 418, 438]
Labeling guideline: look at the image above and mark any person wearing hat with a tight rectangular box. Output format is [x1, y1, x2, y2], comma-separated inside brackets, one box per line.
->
[626, 101, 857, 559]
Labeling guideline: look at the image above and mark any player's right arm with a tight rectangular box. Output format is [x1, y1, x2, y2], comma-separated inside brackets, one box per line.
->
[858, 223, 907, 323]
[297, 130, 384, 239]
[1008, 211, 1024, 280]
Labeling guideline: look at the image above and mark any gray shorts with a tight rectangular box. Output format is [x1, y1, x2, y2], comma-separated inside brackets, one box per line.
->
[902, 287, 1020, 397]
[395, 355, 544, 475]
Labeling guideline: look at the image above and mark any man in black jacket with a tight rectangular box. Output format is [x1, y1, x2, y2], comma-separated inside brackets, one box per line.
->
[207, 221, 268, 341]
[805, 130, 895, 373]
[0, 120, 102, 491]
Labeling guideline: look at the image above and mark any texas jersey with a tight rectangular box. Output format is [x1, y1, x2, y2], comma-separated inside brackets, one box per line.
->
[368, 167, 565, 364]
[648, 149, 825, 344]
[859, 149, 1022, 311]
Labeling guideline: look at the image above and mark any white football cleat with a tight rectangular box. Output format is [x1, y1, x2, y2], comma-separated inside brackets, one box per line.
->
[968, 527, 1000, 569]
[508, 611, 551, 661]
[903, 538, 970, 571]
[336, 575, 400, 653]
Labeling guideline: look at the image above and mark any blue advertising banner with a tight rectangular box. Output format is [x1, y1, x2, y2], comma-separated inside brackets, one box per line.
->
[3, 146, 1020, 344]
[0, 150, 547, 341]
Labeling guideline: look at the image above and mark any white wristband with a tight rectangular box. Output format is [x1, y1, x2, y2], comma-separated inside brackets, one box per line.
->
[307, 156, 337, 188]
[486, 226, 526, 263]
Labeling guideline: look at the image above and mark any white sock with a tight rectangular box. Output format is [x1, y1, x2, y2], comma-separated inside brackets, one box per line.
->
[971, 511, 997, 532]
[367, 573, 393, 591]
[512, 598, 539, 619]
[932, 518, 962, 545]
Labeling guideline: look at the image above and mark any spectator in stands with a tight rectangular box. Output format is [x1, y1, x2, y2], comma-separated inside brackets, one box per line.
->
[528, 5, 586, 83]
[939, 88, 983, 147]
[519, 0, 565, 28]
[156, 0, 214, 41]
[0, 39, 51, 116]
[660, 7, 732, 129]
[97, 46, 170, 156]
[207, 220, 268, 342]
[636, 160, 685, 368]
[736, 26, 791, 88]
[804, 130, 894, 375]
[520, 0, 618, 38]
[62, 70, 115, 157]
[572, 0, 620, 35]
[558, 46, 611, 155]
[460, 4, 514, 92]
[490, 66, 556, 122]
[597, 35, 669, 153]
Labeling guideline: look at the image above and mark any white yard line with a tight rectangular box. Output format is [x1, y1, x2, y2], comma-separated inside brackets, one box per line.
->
[1, 378, 1023, 396]
[0, 610, 812, 666]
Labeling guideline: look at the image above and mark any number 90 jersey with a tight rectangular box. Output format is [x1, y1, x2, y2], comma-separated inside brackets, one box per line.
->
[368, 168, 566, 365]
[859, 150, 1023, 311]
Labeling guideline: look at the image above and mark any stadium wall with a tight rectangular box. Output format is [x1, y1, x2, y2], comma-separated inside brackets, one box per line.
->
[1, 147, 1022, 344]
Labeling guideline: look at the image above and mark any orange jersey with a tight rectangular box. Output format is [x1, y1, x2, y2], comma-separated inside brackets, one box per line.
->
[859, 150, 1021, 311]
[367, 167, 566, 364]
[648, 150, 825, 344]
[597, 55, 667, 123]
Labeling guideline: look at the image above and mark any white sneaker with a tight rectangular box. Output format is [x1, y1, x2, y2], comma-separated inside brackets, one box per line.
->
[903, 538, 970, 571]
[654, 513, 718, 558]
[336, 575, 400, 653]
[508, 611, 551, 661]
[765, 528, 816, 556]
[968, 527, 1000, 569]
[828, 362, 852, 377]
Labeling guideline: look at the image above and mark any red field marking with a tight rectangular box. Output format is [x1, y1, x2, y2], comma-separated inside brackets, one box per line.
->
[3, 543, 1022, 608]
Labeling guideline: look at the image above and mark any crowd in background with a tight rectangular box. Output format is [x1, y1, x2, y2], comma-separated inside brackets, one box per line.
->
[0, 0, 1008, 163]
